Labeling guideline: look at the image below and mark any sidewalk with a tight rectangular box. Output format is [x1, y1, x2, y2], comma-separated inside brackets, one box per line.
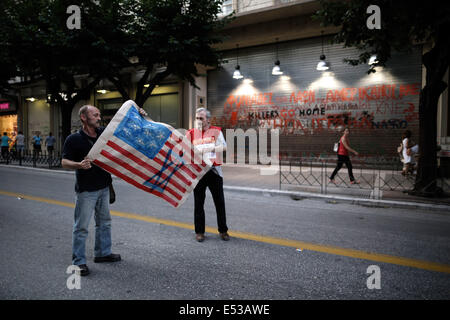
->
[1, 162, 449, 212]
[221, 164, 450, 212]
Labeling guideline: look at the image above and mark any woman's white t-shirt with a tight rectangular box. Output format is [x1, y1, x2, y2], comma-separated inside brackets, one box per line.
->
[402, 138, 412, 163]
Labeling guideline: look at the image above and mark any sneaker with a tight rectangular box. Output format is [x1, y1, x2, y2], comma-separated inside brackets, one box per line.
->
[329, 179, 336, 184]
[76, 264, 90, 276]
[196, 233, 205, 242]
[220, 232, 230, 241]
[350, 180, 360, 184]
[94, 253, 121, 263]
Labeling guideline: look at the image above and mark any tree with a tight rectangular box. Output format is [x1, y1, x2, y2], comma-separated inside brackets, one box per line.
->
[0, 39, 20, 107]
[0, 0, 106, 141]
[0, 0, 232, 141]
[314, 0, 450, 197]
[101, 0, 233, 107]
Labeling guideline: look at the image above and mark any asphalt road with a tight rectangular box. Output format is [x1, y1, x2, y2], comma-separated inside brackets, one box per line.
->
[0, 165, 449, 301]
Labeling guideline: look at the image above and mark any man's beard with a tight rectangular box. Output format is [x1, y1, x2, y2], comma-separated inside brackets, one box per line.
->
[88, 119, 100, 128]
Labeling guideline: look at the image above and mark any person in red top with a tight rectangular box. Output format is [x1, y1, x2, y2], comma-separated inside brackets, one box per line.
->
[186, 107, 230, 242]
[329, 127, 360, 184]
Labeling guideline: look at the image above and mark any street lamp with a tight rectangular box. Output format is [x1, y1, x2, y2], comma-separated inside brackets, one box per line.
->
[233, 66, 243, 79]
[233, 44, 244, 79]
[272, 38, 283, 75]
[368, 54, 379, 65]
[316, 31, 330, 71]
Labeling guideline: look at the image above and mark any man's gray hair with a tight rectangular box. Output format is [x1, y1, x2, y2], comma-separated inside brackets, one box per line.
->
[79, 105, 95, 119]
[196, 107, 211, 119]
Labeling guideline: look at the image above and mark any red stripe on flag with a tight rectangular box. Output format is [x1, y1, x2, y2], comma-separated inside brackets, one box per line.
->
[93, 159, 179, 208]
[168, 134, 206, 168]
[106, 140, 191, 188]
[151, 147, 197, 181]
[164, 140, 204, 173]
[159, 145, 198, 178]
[100, 150, 183, 201]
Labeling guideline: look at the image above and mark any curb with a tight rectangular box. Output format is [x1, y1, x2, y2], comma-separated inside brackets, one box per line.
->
[223, 185, 450, 213]
[2, 164, 449, 212]
[0, 164, 74, 175]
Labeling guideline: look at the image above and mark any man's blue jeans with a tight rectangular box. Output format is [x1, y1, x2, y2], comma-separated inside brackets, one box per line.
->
[72, 186, 112, 265]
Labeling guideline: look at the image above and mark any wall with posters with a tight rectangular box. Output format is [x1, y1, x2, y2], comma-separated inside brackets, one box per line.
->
[207, 37, 422, 161]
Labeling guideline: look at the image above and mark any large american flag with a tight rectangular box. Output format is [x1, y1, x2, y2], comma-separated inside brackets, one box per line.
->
[87, 100, 212, 208]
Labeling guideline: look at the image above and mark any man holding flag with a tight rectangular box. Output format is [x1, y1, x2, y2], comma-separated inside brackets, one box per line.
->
[62, 104, 147, 276]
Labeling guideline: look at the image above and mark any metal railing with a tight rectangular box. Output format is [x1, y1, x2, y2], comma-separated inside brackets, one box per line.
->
[279, 157, 450, 200]
[0, 150, 61, 168]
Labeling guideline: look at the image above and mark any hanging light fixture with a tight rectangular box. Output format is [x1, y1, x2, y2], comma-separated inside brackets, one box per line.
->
[316, 31, 330, 71]
[233, 66, 243, 79]
[233, 44, 243, 79]
[368, 54, 379, 65]
[272, 38, 283, 75]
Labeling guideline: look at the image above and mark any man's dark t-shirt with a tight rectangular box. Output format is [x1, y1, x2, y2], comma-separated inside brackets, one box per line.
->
[62, 128, 112, 193]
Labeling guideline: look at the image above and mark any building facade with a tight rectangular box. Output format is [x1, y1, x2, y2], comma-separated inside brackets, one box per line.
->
[205, 0, 448, 162]
[3, 0, 449, 166]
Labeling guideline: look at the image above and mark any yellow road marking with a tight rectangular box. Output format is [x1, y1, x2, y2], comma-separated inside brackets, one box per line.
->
[0, 190, 75, 208]
[2, 189, 450, 274]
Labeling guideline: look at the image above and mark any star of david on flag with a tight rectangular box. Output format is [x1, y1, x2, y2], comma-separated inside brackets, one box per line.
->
[87, 100, 212, 208]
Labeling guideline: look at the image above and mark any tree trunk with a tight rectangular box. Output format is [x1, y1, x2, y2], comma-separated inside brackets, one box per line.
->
[135, 69, 171, 107]
[58, 76, 101, 143]
[108, 75, 130, 102]
[413, 84, 441, 196]
[60, 101, 74, 143]
[411, 36, 450, 197]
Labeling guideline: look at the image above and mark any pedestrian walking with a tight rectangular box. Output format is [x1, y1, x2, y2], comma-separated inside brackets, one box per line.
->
[61, 105, 121, 276]
[45, 132, 56, 156]
[15, 131, 25, 157]
[186, 108, 230, 242]
[32, 133, 42, 157]
[399, 130, 418, 175]
[329, 127, 360, 184]
[1, 132, 12, 161]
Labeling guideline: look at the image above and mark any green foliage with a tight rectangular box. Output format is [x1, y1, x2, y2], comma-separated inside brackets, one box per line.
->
[128, 0, 233, 100]
[314, 0, 450, 73]
[0, 0, 231, 100]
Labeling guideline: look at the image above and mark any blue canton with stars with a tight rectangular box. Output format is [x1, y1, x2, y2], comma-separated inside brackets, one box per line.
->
[114, 106, 171, 159]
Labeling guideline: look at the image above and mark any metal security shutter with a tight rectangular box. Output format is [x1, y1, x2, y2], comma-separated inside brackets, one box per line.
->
[207, 37, 422, 161]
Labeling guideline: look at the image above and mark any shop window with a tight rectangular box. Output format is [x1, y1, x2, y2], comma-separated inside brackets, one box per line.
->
[0, 114, 18, 146]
